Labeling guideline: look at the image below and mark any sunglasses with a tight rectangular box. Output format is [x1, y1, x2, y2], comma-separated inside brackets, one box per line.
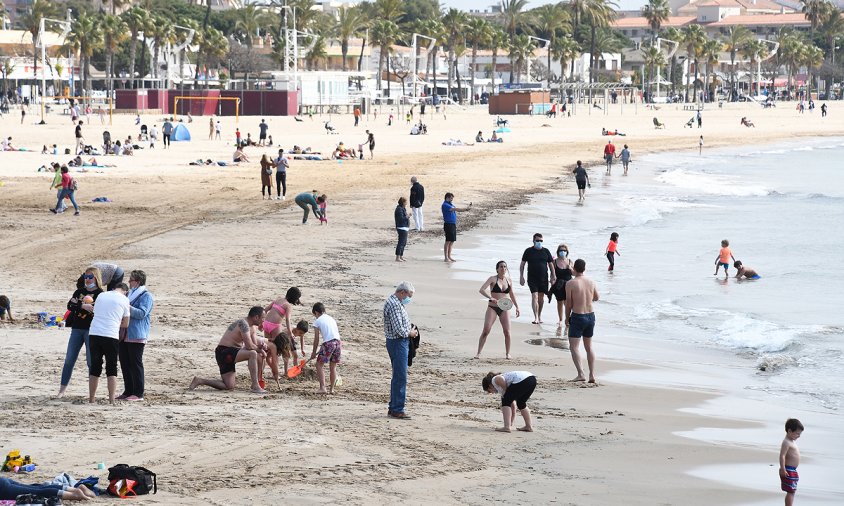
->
[83, 274, 94, 280]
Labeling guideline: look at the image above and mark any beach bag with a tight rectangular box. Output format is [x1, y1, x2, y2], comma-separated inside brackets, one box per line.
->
[408, 324, 421, 367]
[70, 178, 78, 191]
[107, 464, 157, 496]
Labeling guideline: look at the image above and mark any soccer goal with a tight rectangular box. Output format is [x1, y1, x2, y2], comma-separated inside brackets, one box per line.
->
[43, 96, 113, 125]
[173, 96, 241, 123]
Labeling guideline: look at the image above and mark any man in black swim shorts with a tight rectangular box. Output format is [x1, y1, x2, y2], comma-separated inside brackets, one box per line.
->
[520, 233, 556, 324]
[189, 306, 268, 393]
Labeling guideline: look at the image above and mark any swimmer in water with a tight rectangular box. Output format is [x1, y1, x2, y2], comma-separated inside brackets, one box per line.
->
[734, 261, 760, 280]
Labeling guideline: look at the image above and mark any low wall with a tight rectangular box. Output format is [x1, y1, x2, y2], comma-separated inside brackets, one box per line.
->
[115, 89, 299, 116]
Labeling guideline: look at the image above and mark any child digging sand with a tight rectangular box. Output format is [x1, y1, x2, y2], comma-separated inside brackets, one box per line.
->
[482, 371, 536, 432]
[310, 302, 341, 394]
[779, 418, 803, 506]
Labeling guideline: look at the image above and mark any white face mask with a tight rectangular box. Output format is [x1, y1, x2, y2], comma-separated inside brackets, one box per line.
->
[85, 282, 96, 290]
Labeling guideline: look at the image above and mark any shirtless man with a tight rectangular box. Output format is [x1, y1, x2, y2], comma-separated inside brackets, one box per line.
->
[189, 306, 268, 393]
[734, 261, 760, 280]
[565, 259, 600, 383]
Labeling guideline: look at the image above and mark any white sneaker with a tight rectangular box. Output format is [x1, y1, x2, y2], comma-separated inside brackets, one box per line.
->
[281, 196, 286, 200]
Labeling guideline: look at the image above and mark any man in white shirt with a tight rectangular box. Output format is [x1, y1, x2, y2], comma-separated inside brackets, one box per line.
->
[310, 302, 341, 394]
[86, 283, 131, 404]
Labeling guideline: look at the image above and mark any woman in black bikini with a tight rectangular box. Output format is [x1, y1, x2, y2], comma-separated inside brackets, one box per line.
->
[475, 261, 521, 360]
[548, 244, 573, 330]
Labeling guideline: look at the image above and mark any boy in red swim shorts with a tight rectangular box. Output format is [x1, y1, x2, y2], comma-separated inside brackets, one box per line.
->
[779, 418, 803, 506]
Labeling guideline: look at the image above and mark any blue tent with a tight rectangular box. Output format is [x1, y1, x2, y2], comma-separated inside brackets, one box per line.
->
[172, 123, 191, 141]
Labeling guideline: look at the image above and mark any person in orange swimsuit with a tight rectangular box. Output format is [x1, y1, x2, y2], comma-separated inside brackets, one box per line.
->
[261, 287, 303, 384]
[605, 232, 620, 271]
[714, 239, 735, 277]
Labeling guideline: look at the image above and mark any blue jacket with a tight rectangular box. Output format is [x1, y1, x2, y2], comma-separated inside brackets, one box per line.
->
[126, 290, 154, 342]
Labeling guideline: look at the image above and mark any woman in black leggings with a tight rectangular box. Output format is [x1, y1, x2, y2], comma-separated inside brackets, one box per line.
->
[482, 371, 536, 432]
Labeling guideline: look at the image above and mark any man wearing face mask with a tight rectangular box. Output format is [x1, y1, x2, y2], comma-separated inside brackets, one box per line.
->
[520, 233, 556, 325]
[383, 281, 418, 420]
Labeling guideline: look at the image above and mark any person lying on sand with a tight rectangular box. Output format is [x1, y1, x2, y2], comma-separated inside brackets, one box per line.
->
[189, 306, 268, 394]
[734, 260, 760, 280]
[0, 476, 96, 501]
[601, 128, 626, 136]
[442, 139, 474, 146]
[482, 371, 536, 433]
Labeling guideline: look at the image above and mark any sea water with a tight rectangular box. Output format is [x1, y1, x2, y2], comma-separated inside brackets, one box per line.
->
[451, 137, 844, 502]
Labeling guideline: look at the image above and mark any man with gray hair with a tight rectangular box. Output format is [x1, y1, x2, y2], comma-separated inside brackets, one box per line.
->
[383, 281, 418, 420]
[409, 176, 425, 232]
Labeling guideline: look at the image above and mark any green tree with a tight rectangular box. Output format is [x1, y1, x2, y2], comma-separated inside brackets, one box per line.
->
[721, 25, 751, 100]
[198, 27, 228, 89]
[642, 42, 666, 100]
[121, 6, 149, 89]
[466, 17, 493, 104]
[401, 0, 440, 25]
[550, 34, 580, 83]
[508, 33, 534, 84]
[334, 6, 365, 72]
[701, 38, 722, 101]
[233, 4, 269, 82]
[802, 43, 824, 97]
[357, 1, 375, 72]
[101, 14, 128, 95]
[441, 8, 467, 101]
[500, 0, 531, 83]
[371, 19, 401, 95]
[642, 0, 669, 41]
[374, 0, 405, 22]
[740, 38, 768, 96]
[488, 26, 508, 91]
[661, 26, 683, 95]
[800, 0, 829, 35]
[533, 3, 572, 85]
[681, 23, 707, 101]
[582, 0, 617, 83]
[20, 0, 57, 83]
[64, 13, 102, 94]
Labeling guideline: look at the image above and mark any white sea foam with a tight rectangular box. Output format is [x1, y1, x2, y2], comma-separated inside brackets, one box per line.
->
[618, 196, 704, 226]
[655, 169, 770, 197]
[713, 315, 824, 354]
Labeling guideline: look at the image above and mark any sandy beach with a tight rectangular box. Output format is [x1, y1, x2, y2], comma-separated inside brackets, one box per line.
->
[1, 101, 843, 504]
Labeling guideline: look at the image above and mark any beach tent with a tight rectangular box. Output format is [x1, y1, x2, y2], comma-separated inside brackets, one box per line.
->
[495, 127, 511, 133]
[172, 124, 191, 142]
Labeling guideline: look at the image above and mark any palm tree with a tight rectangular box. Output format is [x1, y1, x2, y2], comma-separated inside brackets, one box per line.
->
[149, 17, 174, 83]
[233, 5, 268, 83]
[122, 6, 148, 89]
[802, 43, 824, 98]
[681, 24, 707, 101]
[741, 38, 769, 96]
[661, 26, 683, 97]
[551, 35, 580, 83]
[198, 27, 229, 89]
[580, 0, 617, 83]
[800, 0, 829, 36]
[488, 26, 508, 92]
[642, 0, 670, 42]
[818, 3, 844, 97]
[777, 31, 805, 93]
[701, 38, 722, 102]
[101, 14, 128, 93]
[441, 8, 467, 101]
[500, 0, 531, 83]
[721, 25, 751, 100]
[533, 3, 571, 85]
[356, 1, 375, 72]
[371, 19, 401, 95]
[466, 17, 493, 104]
[374, 0, 405, 22]
[642, 42, 666, 100]
[335, 6, 364, 72]
[508, 34, 534, 84]
[20, 0, 56, 84]
[64, 13, 102, 95]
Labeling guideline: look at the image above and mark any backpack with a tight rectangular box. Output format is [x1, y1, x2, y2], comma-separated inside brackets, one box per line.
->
[70, 178, 78, 191]
[107, 464, 157, 497]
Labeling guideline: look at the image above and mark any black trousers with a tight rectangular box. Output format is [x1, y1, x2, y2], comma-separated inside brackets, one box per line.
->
[396, 229, 408, 256]
[118, 341, 145, 398]
[276, 171, 286, 197]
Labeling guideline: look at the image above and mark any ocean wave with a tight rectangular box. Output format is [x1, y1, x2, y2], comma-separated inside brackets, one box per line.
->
[618, 196, 705, 226]
[713, 315, 824, 354]
[655, 169, 771, 197]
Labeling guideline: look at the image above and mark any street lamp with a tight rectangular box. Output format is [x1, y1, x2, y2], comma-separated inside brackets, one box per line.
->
[37, 9, 72, 125]
[411, 33, 436, 99]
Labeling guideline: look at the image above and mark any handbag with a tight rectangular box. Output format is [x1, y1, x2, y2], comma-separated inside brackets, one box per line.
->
[107, 464, 157, 496]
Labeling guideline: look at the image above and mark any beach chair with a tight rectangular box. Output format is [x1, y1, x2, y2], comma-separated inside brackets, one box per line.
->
[495, 116, 509, 127]
[324, 121, 338, 134]
[653, 117, 665, 129]
[684, 117, 694, 128]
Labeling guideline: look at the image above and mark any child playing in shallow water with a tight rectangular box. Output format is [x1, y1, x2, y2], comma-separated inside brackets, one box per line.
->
[714, 239, 735, 277]
[734, 261, 760, 280]
[605, 232, 620, 271]
[482, 371, 536, 432]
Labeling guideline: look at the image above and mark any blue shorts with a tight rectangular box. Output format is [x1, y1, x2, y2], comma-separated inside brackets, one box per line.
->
[568, 312, 595, 338]
[718, 262, 729, 269]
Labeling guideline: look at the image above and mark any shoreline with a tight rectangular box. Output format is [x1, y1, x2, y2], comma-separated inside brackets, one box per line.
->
[1, 106, 843, 504]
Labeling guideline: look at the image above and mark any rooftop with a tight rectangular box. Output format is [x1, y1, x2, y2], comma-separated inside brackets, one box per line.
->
[613, 16, 697, 28]
[707, 12, 810, 25]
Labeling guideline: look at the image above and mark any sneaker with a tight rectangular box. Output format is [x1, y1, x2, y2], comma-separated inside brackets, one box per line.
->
[388, 411, 411, 420]
[116, 394, 129, 400]
[74, 211, 80, 216]
[49, 208, 57, 214]
[125, 395, 144, 402]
